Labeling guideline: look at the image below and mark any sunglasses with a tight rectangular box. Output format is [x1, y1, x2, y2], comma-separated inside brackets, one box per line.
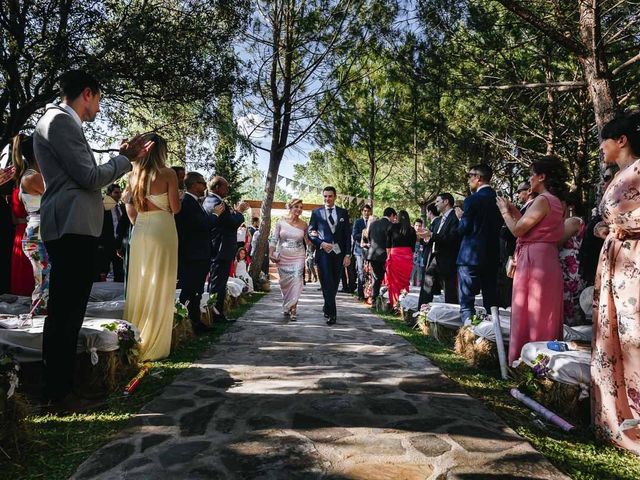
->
[467, 172, 479, 178]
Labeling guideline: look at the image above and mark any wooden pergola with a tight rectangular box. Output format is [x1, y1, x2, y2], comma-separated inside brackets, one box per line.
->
[245, 200, 324, 211]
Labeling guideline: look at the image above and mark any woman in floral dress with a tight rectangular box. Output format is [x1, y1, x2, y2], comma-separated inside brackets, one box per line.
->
[558, 195, 586, 325]
[592, 111, 640, 455]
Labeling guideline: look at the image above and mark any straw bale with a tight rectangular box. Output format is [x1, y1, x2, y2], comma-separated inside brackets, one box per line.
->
[454, 326, 499, 369]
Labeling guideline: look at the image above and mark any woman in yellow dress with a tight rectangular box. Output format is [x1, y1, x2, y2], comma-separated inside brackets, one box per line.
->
[124, 133, 181, 361]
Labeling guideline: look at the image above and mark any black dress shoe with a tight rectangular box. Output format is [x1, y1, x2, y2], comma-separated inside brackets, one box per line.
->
[192, 321, 214, 335]
[322, 306, 329, 319]
[212, 313, 229, 323]
[326, 316, 336, 325]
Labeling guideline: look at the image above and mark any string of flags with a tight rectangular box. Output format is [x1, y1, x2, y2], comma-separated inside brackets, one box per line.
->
[276, 174, 371, 207]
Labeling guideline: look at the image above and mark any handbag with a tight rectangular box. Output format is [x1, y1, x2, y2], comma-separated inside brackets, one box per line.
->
[505, 255, 517, 278]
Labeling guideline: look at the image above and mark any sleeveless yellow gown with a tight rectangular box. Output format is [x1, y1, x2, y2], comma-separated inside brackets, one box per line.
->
[124, 191, 178, 361]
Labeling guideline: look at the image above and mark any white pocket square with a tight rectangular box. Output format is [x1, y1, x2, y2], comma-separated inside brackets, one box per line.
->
[339, 218, 345, 222]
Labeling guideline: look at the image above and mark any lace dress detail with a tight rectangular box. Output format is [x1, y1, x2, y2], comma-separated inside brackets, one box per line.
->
[270, 220, 306, 310]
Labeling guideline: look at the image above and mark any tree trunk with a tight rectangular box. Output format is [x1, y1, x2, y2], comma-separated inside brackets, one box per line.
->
[577, 1, 618, 134]
[249, 148, 284, 284]
[543, 54, 557, 155]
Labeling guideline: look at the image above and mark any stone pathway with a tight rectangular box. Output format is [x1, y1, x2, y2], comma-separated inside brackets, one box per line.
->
[72, 285, 569, 480]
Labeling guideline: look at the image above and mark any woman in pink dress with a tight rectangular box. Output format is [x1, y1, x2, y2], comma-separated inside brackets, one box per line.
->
[591, 111, 640, 455]
[269, 198, 308, 321]
[497, 156, 566, 365]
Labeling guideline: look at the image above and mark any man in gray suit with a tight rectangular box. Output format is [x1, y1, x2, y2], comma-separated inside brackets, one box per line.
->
[33, 70, 150, 409]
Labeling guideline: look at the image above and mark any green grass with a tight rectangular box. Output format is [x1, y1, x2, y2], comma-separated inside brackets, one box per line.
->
[0, 292, 266, 480]
[378, 311, 640, 480]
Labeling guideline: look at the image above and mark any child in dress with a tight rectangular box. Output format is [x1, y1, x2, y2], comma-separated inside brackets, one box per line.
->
[233, 247, 254, 293]
[305, 244, 318, 283]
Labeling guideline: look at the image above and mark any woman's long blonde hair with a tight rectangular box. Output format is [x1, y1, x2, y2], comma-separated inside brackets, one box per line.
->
[12, 134, 35, 183]
[131, 133, 167, 210]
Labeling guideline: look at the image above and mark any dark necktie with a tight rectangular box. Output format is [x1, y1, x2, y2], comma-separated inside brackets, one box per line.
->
[328, 208, 335, 226]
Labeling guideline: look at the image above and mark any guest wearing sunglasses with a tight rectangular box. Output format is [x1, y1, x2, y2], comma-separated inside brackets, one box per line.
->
[456, 164, 503, 325]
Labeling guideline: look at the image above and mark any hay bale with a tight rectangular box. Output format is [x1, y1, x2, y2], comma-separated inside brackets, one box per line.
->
[454, 326, 500, 369]
[0, 392, 31, 451]
[74, 350, 137, 398]
[416, 316, 430, 336]
[428, 321, 458, 346]
[171, 318, 194, 352]
[375, 296, 390, 313]
[401, 308, 416, 327]
[513, 364, 590, 425]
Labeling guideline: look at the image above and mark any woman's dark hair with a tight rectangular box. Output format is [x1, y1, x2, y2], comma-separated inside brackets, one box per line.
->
[564, 191, 584, 218]
[236, 247, 247, 261]
[397, 210, 412, 236]
[530, 155, 568, 200]
[601, 110, 640, 157]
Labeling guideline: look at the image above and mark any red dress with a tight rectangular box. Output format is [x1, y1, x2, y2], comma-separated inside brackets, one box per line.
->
[10, 186, 34, 296]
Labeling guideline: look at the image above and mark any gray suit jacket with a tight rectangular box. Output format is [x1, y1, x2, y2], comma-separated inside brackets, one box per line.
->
[33, 104, 132, 241]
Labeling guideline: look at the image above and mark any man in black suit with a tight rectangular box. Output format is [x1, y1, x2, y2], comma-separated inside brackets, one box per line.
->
[203, 176, 248, 322]
[457, 164, 503, 324]
[418, 193, 460, 307]
[175, 172, 221, 334]
[98, 184, 129, 282]
[352, 204, 372, 299]
[366, 207, 396, 303]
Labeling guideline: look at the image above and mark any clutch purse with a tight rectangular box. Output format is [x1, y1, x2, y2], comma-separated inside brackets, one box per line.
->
[505, 255, 517, 279]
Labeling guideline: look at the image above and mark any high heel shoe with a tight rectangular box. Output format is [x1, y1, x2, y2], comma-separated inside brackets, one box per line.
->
[289, 306, 297, 321]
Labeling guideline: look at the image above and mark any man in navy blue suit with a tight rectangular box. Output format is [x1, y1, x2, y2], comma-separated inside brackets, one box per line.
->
[457, 164, 503, 324]
[175, 172, 222, 334]
[309, 186, 351, 325]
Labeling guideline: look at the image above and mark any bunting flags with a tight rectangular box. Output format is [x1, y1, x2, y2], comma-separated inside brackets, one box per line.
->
[273, 174, 371, 206]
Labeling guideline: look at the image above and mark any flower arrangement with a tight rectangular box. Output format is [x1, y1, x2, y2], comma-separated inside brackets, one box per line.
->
[0, 348, 20, 400]
[206, 293, 219, 309]
[103, 321, 139, 365]
[518, 353, 552, 395]
[469, 313, 486, 326]
[174, 301, 189, 326]
[532, 353, 551, 378]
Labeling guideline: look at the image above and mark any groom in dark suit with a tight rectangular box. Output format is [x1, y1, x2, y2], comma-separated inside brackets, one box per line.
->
[175, 172, 222, 334]
[457, 164, 503, 324]
[309, 186, 351, 325]
[203, 176, 248, 322]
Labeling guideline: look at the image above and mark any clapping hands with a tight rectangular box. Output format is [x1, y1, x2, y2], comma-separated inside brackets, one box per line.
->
[496, 196, 514, 216]
[416, 227, 431, 240]
[0, 166, 15, 186]
[120, 135, 155, 161]
[235, 200, 249, 213]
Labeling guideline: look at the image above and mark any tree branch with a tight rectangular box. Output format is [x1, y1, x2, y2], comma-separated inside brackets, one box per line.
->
[493, 0, 585, 56]
[612, 51, 640, 76]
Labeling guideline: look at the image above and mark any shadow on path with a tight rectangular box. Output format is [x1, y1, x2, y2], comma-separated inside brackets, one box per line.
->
[71, 284, 569, 480]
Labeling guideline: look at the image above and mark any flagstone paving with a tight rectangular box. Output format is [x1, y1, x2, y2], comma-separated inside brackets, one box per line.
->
[72, 285, 569, 480]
